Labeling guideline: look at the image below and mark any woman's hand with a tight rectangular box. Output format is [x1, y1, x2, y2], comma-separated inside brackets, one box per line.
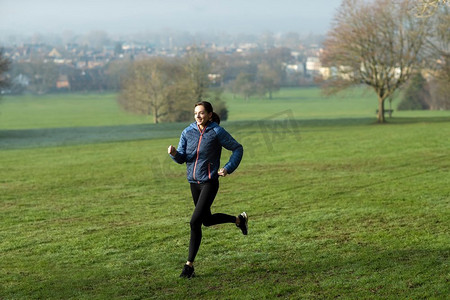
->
[168, 145, 177, 156]
[218, 168, 228, 177]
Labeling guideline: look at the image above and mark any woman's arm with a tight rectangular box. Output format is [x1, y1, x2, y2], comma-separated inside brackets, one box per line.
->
[169, 131, 187, 164]
[216, 127, 243, 174]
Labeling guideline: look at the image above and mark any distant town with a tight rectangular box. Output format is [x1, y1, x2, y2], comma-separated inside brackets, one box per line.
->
[1, 31, 328, 94]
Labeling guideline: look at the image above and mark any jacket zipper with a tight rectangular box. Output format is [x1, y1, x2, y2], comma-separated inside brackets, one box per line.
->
[193, 125, 207, 183]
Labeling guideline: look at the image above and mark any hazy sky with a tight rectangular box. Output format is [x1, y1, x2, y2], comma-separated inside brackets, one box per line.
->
[0, 0, 342, 36]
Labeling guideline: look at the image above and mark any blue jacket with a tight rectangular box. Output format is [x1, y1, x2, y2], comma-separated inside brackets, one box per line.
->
[170, 121, 243, 183]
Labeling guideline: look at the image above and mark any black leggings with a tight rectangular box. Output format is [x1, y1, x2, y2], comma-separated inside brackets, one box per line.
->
[188, 179, 236, 262]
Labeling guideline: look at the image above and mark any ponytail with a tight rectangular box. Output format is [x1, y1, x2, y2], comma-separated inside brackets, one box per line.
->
[211, 112, 221, 125]
[195, 101, 220, 125]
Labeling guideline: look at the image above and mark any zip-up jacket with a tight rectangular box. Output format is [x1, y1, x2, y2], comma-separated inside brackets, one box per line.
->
[170, 121, 243, 183]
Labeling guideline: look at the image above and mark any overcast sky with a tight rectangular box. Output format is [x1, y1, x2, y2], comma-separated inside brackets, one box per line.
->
[0, 0, 342, 36]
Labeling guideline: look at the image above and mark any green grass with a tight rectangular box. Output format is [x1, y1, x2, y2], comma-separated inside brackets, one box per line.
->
[0, 93, 150, 130]
[2, 88, 449, 130]
[224, 87, 378, 120]
[1, 89, 449, 299]
[224, 87, 450, 121]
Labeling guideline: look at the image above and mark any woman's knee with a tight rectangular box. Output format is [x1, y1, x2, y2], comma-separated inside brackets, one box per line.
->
[190, 217, 202, 230]
[191, 216, 213, 228]
[202, 217, 213, 227]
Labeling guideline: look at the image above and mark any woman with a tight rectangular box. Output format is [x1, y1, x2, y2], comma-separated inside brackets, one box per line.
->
[168, 101, 247, 278]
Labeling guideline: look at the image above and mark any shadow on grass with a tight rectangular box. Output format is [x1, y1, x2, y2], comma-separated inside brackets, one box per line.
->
[228, 115, 449, 130]
[383, 116, 450, 125]
[1, 116, 448, 150]
[0, 123, 185, 150]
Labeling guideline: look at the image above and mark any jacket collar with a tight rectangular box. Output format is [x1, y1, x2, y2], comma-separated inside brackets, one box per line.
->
[190, 121, 217, 132]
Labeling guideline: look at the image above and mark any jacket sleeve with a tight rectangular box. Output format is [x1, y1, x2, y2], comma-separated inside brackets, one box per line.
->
[170, 130, 187, 164]
[217, 127, 243, 174]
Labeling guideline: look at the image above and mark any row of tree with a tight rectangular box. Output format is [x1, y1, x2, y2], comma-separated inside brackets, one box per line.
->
[7, 60, 129, 94]
[4, 46, 306, 96]
[117, 47, 301, 123]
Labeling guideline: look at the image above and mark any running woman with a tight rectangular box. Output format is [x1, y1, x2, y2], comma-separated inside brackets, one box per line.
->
[168, 101, 247, 278]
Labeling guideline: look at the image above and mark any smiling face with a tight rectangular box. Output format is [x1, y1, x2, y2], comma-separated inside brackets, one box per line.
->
[194, 105, 212, 129]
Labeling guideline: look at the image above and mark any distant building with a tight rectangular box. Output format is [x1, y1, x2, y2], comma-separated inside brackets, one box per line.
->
[56, 75, 70, 89]
[48, 48, 62, 58]
[306, 57, 321, 74]
[319, 67, 330, 80]
[208, 73, 221, 85]
[286, 64, 305, 75]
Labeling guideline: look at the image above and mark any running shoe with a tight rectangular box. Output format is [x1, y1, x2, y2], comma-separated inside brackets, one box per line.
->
[179, 264, 195, 278]
[237, 212, 248, 235]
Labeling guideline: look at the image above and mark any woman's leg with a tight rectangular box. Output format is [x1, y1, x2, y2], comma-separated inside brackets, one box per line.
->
[201, 180, 237, 227]
[187, 180, 235, 263]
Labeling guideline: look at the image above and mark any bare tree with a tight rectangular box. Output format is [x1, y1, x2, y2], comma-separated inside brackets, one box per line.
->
[229, 72, 260, 100]
[119, 48, 228, 124]
[184, 47, 212, 101]
[119, 57, 188, 124]
[415, 0, 449, 17]
[257, 61, 281, 99]
[119, 53, 221, 124]
[322, 0, 432, 123]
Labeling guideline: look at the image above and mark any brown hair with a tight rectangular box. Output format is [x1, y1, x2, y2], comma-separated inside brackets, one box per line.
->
[195, 101, 220, 124]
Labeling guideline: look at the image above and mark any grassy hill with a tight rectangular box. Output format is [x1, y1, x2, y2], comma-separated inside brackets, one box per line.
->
[1, 89, 449, 299]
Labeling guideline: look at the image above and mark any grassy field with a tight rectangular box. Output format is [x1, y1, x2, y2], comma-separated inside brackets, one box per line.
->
[1, 89, 449, 299]
[0, 93, 150, 130]
[2, 88, 449, 130]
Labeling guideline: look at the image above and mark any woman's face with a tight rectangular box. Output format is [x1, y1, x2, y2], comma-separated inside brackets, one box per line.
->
[194, 105, 212, 128]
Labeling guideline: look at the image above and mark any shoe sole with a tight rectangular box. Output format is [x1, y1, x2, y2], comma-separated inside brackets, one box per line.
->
[241, 212, 248, 235]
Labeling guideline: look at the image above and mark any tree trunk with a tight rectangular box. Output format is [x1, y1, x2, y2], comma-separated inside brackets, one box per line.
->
[377, 97, 385, 123]
[153, 106, 159, 124]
